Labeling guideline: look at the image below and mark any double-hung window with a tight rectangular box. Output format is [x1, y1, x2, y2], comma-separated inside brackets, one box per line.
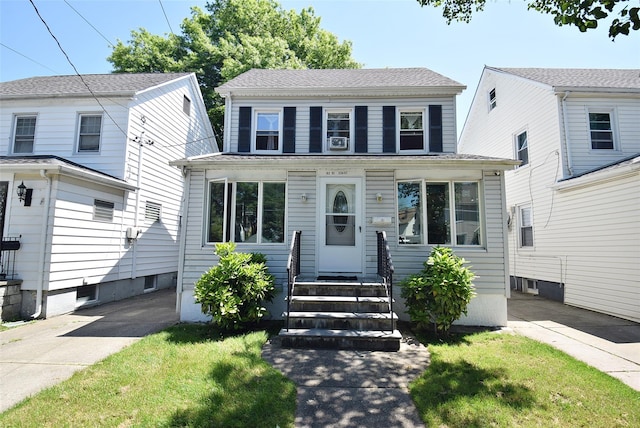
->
[588, 111, 614, 150]
[13, 115, 37, 154]
[397, 181, 482, 246]
[255, 111, 281, 152]
[488, 88, 497, 111]
[207, 180, 286, 244]
[326, 110, 351, 151]
[399, 110, 425, 151]
[516, 131, 528, 167]
[520, 206, 533, 247]
[78, 114, 102, 152]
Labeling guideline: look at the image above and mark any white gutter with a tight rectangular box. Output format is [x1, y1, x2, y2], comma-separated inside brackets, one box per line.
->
[176, 167, 191, 316]
[561, 91, 573, 176]
[32, 169, 52, 319]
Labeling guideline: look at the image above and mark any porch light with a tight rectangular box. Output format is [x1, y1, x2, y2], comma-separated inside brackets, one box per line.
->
[17, 181, 27, 202]
[376, 193, 383, 203]
[301, 193, 307, 202]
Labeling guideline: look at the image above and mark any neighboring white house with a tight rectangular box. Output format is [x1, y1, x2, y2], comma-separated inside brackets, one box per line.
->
[171, 68, 518, 339]
[458, 67, 640, 323]
[0, 73, 217, 319]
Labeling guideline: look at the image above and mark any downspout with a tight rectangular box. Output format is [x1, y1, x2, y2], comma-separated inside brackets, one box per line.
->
[176, 166, 191, 316]
[561, 91, 573, 176]
[32, 169, 52, 319]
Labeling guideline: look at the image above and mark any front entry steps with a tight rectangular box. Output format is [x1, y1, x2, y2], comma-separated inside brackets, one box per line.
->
[279, 278, 402, 351]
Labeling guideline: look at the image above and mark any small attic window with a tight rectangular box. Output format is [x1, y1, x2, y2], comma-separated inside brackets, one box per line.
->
[489, 88, 497, 110]
[183, 95, 191, 116]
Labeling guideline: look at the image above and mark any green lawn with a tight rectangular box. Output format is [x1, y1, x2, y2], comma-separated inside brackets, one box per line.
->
[0, 323, 296, 428]
[410, 330, 640, 427]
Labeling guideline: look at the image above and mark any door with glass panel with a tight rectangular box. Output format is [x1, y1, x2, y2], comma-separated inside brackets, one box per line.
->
[318, 178, 362, 273]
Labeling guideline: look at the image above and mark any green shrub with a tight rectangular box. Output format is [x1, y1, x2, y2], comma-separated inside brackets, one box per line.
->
[194, 242, 276, 330]
[400, 246, 476, 334]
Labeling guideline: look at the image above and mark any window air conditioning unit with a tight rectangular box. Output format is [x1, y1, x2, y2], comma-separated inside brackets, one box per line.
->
[328, 136, 349, 150]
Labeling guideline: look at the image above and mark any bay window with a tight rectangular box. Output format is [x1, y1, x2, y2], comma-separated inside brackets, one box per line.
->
[207, 180, 285, 244]
[398, 181, 481, 246]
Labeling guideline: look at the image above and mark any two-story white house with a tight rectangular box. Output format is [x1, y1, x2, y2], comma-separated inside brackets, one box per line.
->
[172, 68, 518, 348]
[0, 73, 217, 320]
[459, 67, 640, 323]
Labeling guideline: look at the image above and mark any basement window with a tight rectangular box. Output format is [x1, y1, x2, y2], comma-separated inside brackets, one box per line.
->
[77, 285, 98, 306]
[144, 275, 157, 291]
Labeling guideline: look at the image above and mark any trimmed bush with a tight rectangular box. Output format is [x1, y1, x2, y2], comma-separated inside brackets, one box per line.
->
[400, 246, 476, 334]
[194, 242, 275, 330]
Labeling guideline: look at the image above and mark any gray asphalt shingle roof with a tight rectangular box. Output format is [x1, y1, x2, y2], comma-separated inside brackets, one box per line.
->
[0, 73, 191, 98]
[492, 67, 640, 90]
[217, 68, 465, 91]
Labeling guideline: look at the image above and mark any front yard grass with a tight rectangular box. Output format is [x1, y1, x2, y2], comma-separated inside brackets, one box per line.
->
[0, 323, 296, 428]
[410, 330, 640, 427]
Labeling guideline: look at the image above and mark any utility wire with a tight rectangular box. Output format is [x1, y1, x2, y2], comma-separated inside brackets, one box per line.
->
[0, 43, 61, 75]
[63, 0, 114, 48]
[28, 0, 127, 138]
[158, 0, 175, 35]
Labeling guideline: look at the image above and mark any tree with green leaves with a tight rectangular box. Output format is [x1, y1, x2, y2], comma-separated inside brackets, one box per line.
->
[416, 0, 639, 39]
[108, 0, 360, 146]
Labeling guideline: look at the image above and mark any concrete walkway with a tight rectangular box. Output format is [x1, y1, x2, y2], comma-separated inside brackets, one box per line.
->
[0, 287, 178, 412]
[508, 291, 640, 391]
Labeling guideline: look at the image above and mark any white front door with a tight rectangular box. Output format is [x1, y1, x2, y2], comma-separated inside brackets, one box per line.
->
[318, 177, 362, 274]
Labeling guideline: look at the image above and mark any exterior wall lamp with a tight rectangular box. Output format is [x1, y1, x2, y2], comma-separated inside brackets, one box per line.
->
[17, 181, 33, 206]
[301, 193, 307, 202]
[376, 193, 383, 203]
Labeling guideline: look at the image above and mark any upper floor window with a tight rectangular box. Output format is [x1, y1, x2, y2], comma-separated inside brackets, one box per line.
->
[255, 111, 281, 152]
[519, 206, 533, 247]
[589, 111, 614, 150]
[78, 114, 102, 152]
[13, 115, 37, 154]
[516, 130, 528, 167]
[326, 110, 351, 151]
[489, 88, 497, 111]
[399, 110, 425, 151]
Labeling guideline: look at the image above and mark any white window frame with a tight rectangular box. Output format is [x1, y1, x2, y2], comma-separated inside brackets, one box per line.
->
[587, 108, 617, 151]
[397, 108, 426, 153]
[205, 180, 287, 245]
[519, 205, 534, 248]
[397, 180, 484, 247]
[324, 108, 353, 153]
[488, 88, 497, 111]
[514, 129, 529, 168]
[77, 113, 103, 153]
[253, 109, 282, 153]
[12, 114, 37, 154]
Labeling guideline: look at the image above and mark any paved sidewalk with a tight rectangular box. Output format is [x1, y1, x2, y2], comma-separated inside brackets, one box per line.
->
[508, 291, 640, 391]
[0, 287, 178, 412]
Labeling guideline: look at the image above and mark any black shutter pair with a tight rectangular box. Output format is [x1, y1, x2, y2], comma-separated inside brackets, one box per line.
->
[383, 105, 443, 153]
[237, 106, 297, 153]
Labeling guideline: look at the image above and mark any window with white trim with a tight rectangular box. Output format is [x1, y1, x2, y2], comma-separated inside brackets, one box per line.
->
[519, 206, 533, 247]
[588, 111, 614, 150]
[77, 114, 102, 152]
[207, 181, 286, 244]
[325, 109, 351, 151]
[254, 111, 281, 152]
[94, 199, 114, 222]
[516, 131, 529, 167]
[398, 110, 425, 151]
[397, 180, 482, 246]
[489, 88, 497, 110]
[13, 115, 37, 154]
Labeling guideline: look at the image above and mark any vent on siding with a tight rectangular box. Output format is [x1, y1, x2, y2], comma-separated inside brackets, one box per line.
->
[183, 95, 191, 115]
[94, 199, 114, 222]
[145, 201, 162, 223]
[489, 88, 497, 110]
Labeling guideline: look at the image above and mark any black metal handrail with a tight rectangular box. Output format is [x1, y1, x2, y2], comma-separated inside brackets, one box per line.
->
[0, 236, 21, 281]
[286, 230, 301, 331]
[376, 231, 395, 332]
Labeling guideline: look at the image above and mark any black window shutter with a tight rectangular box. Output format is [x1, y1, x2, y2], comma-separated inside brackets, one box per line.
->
[382, 106, 396, 153]
[283, 107, 296, 153]
[354, 106, 368, 153]
[429, 105, 443, 152]
[238, 106, 252, 153]
[309, 106, 323, 153]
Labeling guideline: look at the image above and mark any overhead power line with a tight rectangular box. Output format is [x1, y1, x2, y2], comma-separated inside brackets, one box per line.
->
[0, 43, 61, 75]
[63, 0, 115, 48]
[158, 0, 175, 35]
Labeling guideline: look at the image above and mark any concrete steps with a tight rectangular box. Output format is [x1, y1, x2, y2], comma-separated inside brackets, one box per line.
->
[280, 278, 400, 351]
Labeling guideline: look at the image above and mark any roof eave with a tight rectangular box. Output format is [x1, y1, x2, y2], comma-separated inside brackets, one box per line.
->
[0, 91, 136, 101]
[215, 86, 466, 98]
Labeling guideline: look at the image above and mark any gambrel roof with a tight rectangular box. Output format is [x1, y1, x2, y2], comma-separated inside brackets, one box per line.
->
[216, 68, 466, 97]
[0, 73, 192, 99]
[489, 67, 640, 93]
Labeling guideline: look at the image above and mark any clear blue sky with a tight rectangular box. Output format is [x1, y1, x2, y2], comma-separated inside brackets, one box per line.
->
[1, 0, 638, 134]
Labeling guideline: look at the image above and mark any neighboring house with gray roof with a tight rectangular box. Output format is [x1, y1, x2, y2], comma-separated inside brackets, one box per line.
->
[0, 73, 217, 320]
[171, 67, 518, 348]
[459, 66, 640, 323]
